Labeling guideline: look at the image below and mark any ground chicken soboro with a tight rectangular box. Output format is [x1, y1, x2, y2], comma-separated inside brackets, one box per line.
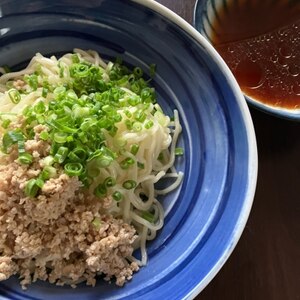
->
[0, 123, 139, 289]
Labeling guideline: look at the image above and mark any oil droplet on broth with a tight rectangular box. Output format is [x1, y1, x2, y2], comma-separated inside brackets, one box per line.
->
[278, 56, 289, 67]
[289, 65, 300, 76]
[270, 55, 278, 63]
[211, 1, 300, 109]
[279, 45, 293, 58]
[234, 59, 264, 88]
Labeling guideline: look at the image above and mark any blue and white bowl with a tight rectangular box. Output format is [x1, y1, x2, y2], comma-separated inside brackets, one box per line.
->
[194, 0, 300, 120]
[0, 0, 257, 299]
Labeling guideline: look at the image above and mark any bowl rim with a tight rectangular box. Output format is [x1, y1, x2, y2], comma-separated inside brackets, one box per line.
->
[134, 0, 258, 298]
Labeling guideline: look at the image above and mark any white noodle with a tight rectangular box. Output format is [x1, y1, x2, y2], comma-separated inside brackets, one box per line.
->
[0, 49, 184, 267]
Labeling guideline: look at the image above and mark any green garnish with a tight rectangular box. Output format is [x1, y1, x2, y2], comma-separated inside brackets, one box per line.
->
[40, 166, 56, 180]
[53, 146, 69, 164]
[18, 152, 33, 165]
[104, 177, 116, 188]
[1, 119, 11, 129]
[0, 51, 181, 201]
[130, 144, 139, 155]
[24, 74, 38, 91]
[91, 217, 101, 230]
[149, 64, 156, 78]
[94, 183, 107, 198]
[112, 191, 123, 202]
[25, 179, 40, 198]
[2, 130, 24, 153]
[141, 211, 156, 223]
[39, 131, 49, 141]
[8, 89, 21, 104]
[120, 157, 135, 169]
[122, 180, 137, 190]
[64, 162, 84, 176]
[175, 147, 184, 156]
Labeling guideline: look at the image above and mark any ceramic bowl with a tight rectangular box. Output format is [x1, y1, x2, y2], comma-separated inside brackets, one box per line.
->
[194, 0, 300, 120]
[0, 0, 257, 299]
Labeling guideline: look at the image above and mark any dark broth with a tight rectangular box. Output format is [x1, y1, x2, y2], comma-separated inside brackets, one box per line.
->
[211, 0, 300, 109]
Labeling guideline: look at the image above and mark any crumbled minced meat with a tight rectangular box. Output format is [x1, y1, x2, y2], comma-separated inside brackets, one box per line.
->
[0, 124, 139, 289]
[13, 79, 25, 90]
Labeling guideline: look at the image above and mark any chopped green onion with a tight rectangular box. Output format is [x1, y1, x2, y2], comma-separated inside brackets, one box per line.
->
[133, 67, 143, 78]
[124, 110, 132, 118]
[104, 176, 116, 187]
[158, 152, 164, 161]
[130, 82, 140, 94]
[137, 162, 145, 169]
[134, 110, 146, 122]
[68, 147, 87, 162]
[2, 130, 24, 152]
[39, 131, 49, 141]
[66, 90, 78, 101]
[149, 63, 156, 78]
[122, 180, 137, 190]
[120, 157, 135, 169]
[94, 183, 107, 198]
[36, 115, 45, 124]
[91, 217, 101, 230]
[95, 156, 114, 168]
[25, 74, 38, 90]
[72, 54, 80, 63]
[175, 147, 184, 156]
[80, 118, 97, 132]
[125, 119, 133, 130]
[47, 119, 77, 134]
[54, 146, 69, 163]
[8, 89, 21, 104]
[127, 95, 141, 106]
[53, 85, 66, 97]
[112, 191, 123, 202]
[42, 87, 48, 98]
[66, 135, 73, 142]
[141, 211, 155, 223]
[2, 65, 11, 73]
[18, 152, 33, 164]
[78, 131, 88, 143]
[25, 179, 39, 198]
[130, 144, 139, 155]
[64, 162, 84, 176]
[17, 139, 25, 154]
[34, 101, 46, 114]
[59, 64, 64, 78]
[35, 178, 44, 188]
[70, 63, 90, 78]
[132, 122, 142, 132]
[1, 119, 11, 129]
[144, 120, 154, 129]
[73, 105, 90, 119]
[88, 148, 116, 168]
[53, 132, 68, 144]
[141, 87, 152, 100]
[41, 166, 56, 180]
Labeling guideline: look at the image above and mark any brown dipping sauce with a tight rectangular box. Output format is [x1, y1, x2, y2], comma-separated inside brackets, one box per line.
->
[211, 0, 300, 109]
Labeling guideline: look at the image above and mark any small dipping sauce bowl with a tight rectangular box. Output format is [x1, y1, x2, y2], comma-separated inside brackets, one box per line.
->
[194, 0, 300, 120]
